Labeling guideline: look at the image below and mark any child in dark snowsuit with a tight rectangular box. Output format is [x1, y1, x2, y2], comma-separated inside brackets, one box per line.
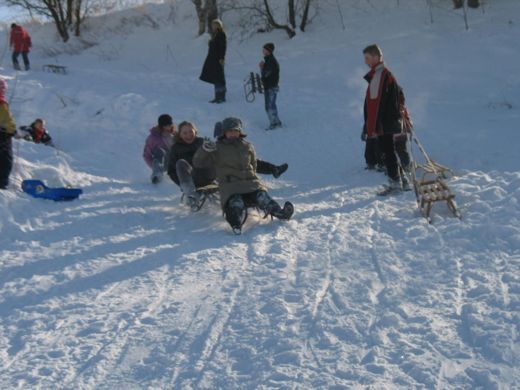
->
[194, 117, 293, 235]
[18, 119, 54, 146]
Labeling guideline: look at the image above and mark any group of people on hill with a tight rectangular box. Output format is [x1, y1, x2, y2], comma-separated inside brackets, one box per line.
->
[199, 19, 282, 130]
[0, 17, 414, 233]
[143, 115, 292, 235]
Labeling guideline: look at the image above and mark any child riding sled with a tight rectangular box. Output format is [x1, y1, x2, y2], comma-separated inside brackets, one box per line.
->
[193, 117, 293, 235]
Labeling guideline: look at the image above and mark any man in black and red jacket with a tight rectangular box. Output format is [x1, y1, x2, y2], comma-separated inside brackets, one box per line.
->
[361, 44, 404, 194]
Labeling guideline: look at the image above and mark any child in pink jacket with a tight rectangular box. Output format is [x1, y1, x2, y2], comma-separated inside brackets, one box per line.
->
[143, 114, 176, 184]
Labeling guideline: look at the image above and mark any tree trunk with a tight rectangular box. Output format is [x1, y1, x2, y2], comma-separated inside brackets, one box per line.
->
[205, 0, 218, 33]
[263, 0, 296, 38]
[452, 0, 464, 9]
[300, 0, 312, 32]
[192, 0, 206, 36]
[288, 0, 296, 29]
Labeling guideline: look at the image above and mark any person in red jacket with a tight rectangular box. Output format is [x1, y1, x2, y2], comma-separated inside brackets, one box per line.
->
[362, 44, 405, 196]
[10, 23, 32, 71]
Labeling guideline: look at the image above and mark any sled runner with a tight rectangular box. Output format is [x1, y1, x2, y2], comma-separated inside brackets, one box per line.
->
[243, 72, 263, 103]
[22, 179, 82, 201]
[181, 183, 220, 212]
[42, 65, 67, 75]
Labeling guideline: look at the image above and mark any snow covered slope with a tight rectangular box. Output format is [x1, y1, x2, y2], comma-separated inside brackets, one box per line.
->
[0, 0, 519, 388]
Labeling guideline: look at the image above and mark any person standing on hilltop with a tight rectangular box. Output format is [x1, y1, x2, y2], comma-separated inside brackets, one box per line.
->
[200, 19, 227, 104]
[10, 23, 32, 71]
[259, 43, 282, 130]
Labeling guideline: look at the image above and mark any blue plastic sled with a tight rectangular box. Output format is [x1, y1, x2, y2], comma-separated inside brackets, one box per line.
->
[22, 179, 83, 201]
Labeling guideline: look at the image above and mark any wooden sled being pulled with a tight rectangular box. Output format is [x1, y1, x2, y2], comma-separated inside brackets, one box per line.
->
[409, 131, 461, 223]
[243, 72, 263, 103]
[42, 65, 67, 75]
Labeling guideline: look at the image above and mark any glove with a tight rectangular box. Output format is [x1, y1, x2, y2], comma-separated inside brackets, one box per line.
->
[202, 137, 217, 152]
[361, 128, 367, 142]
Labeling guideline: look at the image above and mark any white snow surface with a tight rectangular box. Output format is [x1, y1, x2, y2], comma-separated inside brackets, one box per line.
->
[1, 1, 519, 388]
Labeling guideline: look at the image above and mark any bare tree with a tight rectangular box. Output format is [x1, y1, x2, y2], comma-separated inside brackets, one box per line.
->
[5, 0, 97, 42]
[192, 0, 219, 36]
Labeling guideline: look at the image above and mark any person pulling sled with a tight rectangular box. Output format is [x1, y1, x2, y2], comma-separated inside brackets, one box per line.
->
[194, 117, 293, 235]
[361, 44, 410, 196]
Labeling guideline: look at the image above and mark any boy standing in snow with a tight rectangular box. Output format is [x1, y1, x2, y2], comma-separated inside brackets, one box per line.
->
[0, 80, 17, 189]
[194, 117, 293, 235]
[143, 114, 176, 184]
[362, 44, 406, 195]
[10, 23, 32, 71]
[260, 43, 282, 130]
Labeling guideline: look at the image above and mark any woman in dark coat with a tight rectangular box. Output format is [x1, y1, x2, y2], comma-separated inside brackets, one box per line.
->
[199, 19, 227, 103]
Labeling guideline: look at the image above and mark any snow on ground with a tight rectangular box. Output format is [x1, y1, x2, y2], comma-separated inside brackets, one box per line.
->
[0, 0, 519, 388]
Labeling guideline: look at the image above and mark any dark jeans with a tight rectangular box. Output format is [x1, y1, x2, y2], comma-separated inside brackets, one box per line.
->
[12, 51, 30, 70]
[256, 160, 276, 175]
[378, 134, 399, 181]
[264, 87, 281, 125]
[394, 134, 411, 168]
[224, 190, 280, 229]
[214, 82, 226, 94]
[0, 133, 13, 189]
[364, 137, 383, 167]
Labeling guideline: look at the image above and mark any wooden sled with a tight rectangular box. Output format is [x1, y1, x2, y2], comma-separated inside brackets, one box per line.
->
[181, 183, 220, 212]
[409, 132, 461, 223]
[413, 176, 460, 223]
[42, 65, 67, 75]
[243, 72, 264, 103]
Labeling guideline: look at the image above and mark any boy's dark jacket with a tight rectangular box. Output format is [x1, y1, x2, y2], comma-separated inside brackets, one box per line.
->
[261, 54, 279, 90]
[363, 63, 403, 137]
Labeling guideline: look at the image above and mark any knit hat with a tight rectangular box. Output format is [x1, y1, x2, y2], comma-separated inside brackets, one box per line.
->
[221, 117, 244, 134]
[158, 114, 173, 128]
[263, 43, 275, 54]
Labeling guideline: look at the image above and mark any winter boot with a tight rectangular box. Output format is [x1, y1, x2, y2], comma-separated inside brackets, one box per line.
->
[272, 163, 288, 179]
[151, 171, 163, 184]
[402, 176, 412, 192]
[377, 178, 402, 197]
[216, 90, 226, 103]
[270, 202, 294, 220]
[187, 193, 202, 212]
[232, 227, 242, 235]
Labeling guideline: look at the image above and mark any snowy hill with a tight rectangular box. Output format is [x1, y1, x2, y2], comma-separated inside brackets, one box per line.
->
[0, 0, 519, 388]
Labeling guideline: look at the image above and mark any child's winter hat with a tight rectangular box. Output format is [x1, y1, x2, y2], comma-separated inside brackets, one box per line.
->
[158, 114, 173, 127]
[221, 117, 245, 134]
[263, 43, 275, 53]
